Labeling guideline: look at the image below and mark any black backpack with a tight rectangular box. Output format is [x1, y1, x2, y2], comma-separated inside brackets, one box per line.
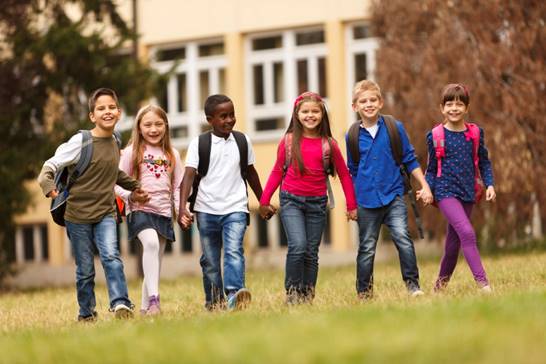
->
[347, 115, 424, 239]
[188, 131, 249, 216]
[50, 130, 122, 226]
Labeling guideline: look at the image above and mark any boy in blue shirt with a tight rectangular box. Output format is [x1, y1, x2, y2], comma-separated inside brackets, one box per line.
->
[346, 80, 433, 299]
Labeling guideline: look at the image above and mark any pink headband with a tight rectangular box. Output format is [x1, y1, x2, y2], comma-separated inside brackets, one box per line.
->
[293, 91, 323, 109]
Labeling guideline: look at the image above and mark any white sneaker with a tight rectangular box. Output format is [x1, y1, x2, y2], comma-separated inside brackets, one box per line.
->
[479, 285, 492, 294]
[410, 289, 425, 297]
[113, 303, 134, 319]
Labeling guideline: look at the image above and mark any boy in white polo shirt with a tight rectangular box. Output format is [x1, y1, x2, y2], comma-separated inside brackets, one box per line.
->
[178, 94, 271, 311]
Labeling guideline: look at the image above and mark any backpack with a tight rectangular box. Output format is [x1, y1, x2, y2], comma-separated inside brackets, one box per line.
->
[431, 122, 484, 202]
[347, 115, 424, 238]
[187, 130, 249, 218]
[283, 133, 336, 209]
[50, 130, 123, 226]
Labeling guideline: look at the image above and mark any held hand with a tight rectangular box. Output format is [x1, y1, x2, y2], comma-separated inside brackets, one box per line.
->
[416, 186, 433, 206]
[47, 189, 59, 199]
[130, 188, 150, 204]
[178, 208, 194, 230]
[346, 209, 358, 221]
[259, 205, 277, 220]
[486, 186, 496, 202]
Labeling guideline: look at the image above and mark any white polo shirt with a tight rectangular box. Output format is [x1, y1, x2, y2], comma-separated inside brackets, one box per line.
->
[185, 132, 255, 215]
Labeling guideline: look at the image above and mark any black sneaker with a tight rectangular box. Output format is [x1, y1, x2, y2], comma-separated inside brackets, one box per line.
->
[77, 311, 98, 322]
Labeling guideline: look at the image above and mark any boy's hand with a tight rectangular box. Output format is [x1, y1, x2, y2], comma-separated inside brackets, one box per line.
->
[346, 209, 358, 221]
[486, 186, 496, 202]
[130, 188, 150, 204]
[178, 209, 194, 230]
[259, 205, 277, 220]
[416, 186, 433, 206]
[47, 189, 59, 199]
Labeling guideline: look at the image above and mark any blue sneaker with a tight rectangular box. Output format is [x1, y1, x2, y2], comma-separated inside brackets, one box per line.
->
[227, 288, 251, 311]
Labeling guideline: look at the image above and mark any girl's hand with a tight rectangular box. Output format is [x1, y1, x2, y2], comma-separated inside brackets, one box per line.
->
[259, 205, 277, 220]
[130, 188, 150, 204]
[416, 187, 433, 206]
[346, 209, 358, 221]
[178, 209, 194, 230]
[47, 189, 59, 199]
[486, 186, 496, 202]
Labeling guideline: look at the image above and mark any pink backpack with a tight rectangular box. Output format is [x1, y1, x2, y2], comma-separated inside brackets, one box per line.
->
[431, 122, 484, 202]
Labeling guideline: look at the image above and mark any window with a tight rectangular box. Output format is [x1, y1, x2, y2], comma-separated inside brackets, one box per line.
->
[345, 23, 379, 124]
[22, 226, 34, 261]
[15, 224, 49, 263]
[246, 28, 327, 137]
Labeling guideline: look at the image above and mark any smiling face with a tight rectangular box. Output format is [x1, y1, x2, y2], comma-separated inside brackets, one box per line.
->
[207, 101, 236, 139]
[440, 98, 469, 125]
[89, 95, 121, 134]
[139, 111, 167, 147]
[352, 90, 384, 125]
[296, 101, 323, 136]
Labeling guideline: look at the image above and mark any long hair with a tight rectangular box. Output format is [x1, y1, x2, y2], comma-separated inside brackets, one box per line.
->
[285, 91, 334, 176]
[127, 105, 175, 181]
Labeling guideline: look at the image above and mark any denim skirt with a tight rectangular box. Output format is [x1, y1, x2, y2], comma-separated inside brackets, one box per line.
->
[127, 211, 175, 243]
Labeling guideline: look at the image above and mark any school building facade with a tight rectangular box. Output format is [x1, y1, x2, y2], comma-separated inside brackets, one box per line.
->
[11, 0, 379, 287]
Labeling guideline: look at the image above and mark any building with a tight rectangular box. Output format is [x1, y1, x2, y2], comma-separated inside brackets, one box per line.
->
[11, 0, 379, 287]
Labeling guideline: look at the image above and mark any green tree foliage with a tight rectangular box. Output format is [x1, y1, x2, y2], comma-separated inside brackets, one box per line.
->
[370, 0, 545, 246]
[0, 0, 160, 283]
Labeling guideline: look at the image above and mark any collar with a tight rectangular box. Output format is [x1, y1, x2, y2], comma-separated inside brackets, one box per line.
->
[211, 132, 235, 144]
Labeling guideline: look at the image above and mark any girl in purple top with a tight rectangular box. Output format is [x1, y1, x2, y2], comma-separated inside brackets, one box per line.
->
[259, 92, 357, 304]
[116, 105, 184, 315]
[424, 84, 496, 293]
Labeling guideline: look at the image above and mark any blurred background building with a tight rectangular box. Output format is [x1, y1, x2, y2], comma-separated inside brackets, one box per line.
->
[11, 0, 381, 287]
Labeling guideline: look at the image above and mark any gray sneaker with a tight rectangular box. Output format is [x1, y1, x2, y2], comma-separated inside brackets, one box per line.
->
[113, 303, 134, 319]
[227, 288, 251, 311]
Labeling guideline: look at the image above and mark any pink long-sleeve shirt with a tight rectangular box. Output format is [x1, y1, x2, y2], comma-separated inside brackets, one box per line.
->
[260, 136, 357, 211]
[115, 144, 183, 218]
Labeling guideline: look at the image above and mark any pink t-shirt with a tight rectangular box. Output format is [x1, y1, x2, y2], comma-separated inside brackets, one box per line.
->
[115, 144, 183, 218]
[260, 136, 357, 211]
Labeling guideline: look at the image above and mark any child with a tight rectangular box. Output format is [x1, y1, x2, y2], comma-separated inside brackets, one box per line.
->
[346, 80, 433, 299]
[259, 91, 358, 305]
[425, 83, 496, 292]
[115, 105, 183, 315]
[178, 94, 265, 311]
[37, 88, 149, 321]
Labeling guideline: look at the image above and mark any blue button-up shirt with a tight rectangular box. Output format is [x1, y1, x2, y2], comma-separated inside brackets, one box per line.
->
[346, 116, 420, 208]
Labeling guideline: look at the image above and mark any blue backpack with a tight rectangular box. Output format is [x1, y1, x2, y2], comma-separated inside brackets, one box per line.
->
[50, 130, 122, 226]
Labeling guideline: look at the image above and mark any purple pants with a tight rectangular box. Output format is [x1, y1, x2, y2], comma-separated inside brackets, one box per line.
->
[435, 198, 488, 288]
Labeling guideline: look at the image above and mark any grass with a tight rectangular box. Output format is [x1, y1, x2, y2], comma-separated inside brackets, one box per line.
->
[0, 252, 545, 364]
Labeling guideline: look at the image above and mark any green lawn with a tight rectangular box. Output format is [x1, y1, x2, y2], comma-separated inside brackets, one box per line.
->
[0, 252, 545, 364]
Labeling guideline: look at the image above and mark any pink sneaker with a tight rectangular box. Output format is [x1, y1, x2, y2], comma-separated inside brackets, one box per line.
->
[146, 295, 161, 315]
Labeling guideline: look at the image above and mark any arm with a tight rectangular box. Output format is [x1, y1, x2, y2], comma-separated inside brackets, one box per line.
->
[171, 148, 184, 217]
[114, 147, 133, 202]
[410, 166, 433, 205]
[178, 166, 196, 229]
[477, 128, 496, 202]
[331, 139, 358, 215]
[259, 138, 285, 207]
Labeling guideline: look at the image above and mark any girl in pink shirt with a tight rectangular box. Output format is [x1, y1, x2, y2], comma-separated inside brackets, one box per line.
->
[259, 92, 357, 304]
[116, 105, 183, 315]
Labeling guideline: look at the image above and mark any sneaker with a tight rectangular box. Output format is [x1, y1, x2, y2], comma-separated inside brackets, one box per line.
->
[77, 311, 98, 322]
[113, 303, 134, 319]
[358, 290, 373, 301]
[227, 288, 252, 311]
[410, 289, 425, 297]
[146, 295, 161, 316]
[479, 285, 492, 294]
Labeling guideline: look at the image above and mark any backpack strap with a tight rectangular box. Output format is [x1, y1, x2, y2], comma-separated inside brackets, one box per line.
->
[431, 124, 445, 177]
[66, 130, 93, 190]
[382, 114, 403, 166]
[464, 122, 480, 176]
[232, 130, 249, 181]
[347, 121, 361, 167]
[197, 131, 212, 177]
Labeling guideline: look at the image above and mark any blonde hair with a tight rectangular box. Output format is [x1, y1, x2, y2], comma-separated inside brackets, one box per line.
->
[352, 80, 382, 103]
[128, 105, 175, 181]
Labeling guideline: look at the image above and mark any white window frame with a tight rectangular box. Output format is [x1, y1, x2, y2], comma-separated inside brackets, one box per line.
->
[15, 224, 47, 264]
[345, 22, 379, 126]
[245, 28, 327, 142]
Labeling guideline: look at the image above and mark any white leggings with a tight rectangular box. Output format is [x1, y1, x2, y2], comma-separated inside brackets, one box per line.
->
[137, 228, 167, 309]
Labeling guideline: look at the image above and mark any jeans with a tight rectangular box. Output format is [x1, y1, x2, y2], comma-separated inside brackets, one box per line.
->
[435, 198, 488, 287]
[196, 211, 247, 306]
[356, 196, 420, 294]
[280, 190, 327, 296]
[65, 215, 132, 317]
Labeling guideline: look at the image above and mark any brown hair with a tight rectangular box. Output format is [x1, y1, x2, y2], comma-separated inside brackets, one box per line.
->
[286, 91, 335, 176]
[88, 88, 119, 112]
[127, 105, 175, 182]
[352, 80, 382, 103]
[441, 83, 470, 106]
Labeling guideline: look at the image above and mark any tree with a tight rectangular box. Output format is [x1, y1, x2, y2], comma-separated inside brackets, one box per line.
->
[0, 0, 160, 283]
[370, 0, 545, 246]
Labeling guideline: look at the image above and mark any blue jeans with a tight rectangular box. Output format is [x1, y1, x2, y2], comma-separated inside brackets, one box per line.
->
[280, 190, 327, 296]
[356, 196, 420, 294]
[65, 215, 132, 317]
[196, 211, 247, 306]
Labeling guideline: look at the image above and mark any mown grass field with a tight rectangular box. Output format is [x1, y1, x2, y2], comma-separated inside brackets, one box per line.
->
[0, 252, 545, 364]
